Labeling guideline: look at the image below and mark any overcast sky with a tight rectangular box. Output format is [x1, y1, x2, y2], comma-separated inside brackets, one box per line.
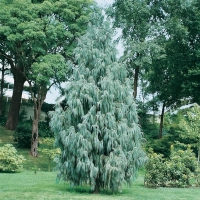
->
[95, 0, 114, 7]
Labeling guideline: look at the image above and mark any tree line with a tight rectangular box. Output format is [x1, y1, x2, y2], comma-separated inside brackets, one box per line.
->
[109, 0, 200, 138]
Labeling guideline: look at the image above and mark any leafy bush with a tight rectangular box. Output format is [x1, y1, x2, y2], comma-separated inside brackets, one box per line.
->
[144, 146, 197, 188]
[14, 119, 53, 148]
[0, 115, 6, 126]
[146, 135, 173, 158]
[195, 167, 200, 186]
[144, 149, 167, 187]
[14, 119, 32, 148]
[0, 144, 25, 172]
[39, 121, 53, 138]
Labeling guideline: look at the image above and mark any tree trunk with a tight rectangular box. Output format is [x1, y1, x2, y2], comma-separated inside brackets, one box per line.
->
[31, 86, 47, 157]
[198, 147, 200, 167]
[31, 114, 39, 157]
[0, 61, 5, 116]
[94, 177, 100, 194]
[133, 66, 139, 99]
[6, 69, 26, 130]
[158, 102, 165, 139]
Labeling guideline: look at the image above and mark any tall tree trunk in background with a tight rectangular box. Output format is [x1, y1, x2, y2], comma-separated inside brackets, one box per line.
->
[158, 102, 165, 139]
[0, 60, 5, 116]
[6, 68, 26, 130]
[198, 147, 200, 167]
[133, 66, 139, 99]
[31, 107, 40, 157]
[31, 86, 47, 157]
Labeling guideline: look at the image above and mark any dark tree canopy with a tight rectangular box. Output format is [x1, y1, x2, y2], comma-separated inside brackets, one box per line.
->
[0, 0, 95, 130]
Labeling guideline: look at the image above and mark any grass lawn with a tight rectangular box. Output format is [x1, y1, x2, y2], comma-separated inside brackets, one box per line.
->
[0, 171, 200, 200]
[0, 126, 200, 199]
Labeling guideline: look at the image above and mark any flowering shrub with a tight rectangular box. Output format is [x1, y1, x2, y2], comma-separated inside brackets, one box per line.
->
[144, 146, 196, 188]
[0, 144, 25, 172]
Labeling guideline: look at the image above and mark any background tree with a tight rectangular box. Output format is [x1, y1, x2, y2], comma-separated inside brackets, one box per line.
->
[0, 57, 9, 116]
[0, 0, 94, 130]
[28, 54, 66, 156]
[109, 0, 164, 99]
[179, 104, 200, 166]
[50, 12, 146, 193]
[144, 0, 200, 138]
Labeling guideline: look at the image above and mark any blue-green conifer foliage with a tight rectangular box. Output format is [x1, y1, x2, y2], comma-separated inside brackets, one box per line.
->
[50, 12, 146, 192]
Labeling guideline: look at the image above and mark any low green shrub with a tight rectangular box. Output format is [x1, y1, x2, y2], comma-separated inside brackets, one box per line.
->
[0, 115, 6, 126]
[39, 121, 53, 138]
[195, 167, 200, 186]
[144, 146, 197, 188]
[0, 144, 25, 172]
[14, 119, 53, 148]
[14, 119, 32, 148]
[144, 149, 167, 187]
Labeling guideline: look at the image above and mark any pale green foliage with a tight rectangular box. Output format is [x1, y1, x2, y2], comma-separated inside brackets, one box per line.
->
[50, 12, 146, 192]
[38, 138, 61, 171]
[145, 146, 197, 188]
[0, 144, 25, 172]
[179, 104, 200, 165]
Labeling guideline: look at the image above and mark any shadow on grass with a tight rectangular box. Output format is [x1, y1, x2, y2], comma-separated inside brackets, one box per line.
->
[61, 182, 131, 196]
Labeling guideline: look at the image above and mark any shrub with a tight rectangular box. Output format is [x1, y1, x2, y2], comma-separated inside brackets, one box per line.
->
[0, 144, 25, 172]
[38, 138, 61, 171]
[14, 119, 32, 148]
[144, 149, 167, 187]
[144, 146, 197, 188]
[14, 120, 53, 148]
[195, 167, 200, 186]
[39, 121, 53, 138]
[0, 115, 6, 126]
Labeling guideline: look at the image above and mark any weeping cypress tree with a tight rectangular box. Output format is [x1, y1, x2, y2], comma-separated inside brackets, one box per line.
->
[50, 12, 146, 193]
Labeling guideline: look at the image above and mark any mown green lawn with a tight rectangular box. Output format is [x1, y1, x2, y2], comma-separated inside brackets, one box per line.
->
[0, 126, 200, 199]
[0, 171, 200, 200]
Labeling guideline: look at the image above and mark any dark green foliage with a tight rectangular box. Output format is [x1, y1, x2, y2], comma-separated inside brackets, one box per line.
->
[18, 110, 28, 122]
[14, 119, 53, 148]
[41, 102, 54, 114]
[14, 120, 32, 148]
[142, 122, 160, 140]
[145, 125, 197, 158]
[145, 147, 197, 188]
[39, 121, 53, 138]
[146, 135, 174, 158]
[0, 115, 6, 126]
